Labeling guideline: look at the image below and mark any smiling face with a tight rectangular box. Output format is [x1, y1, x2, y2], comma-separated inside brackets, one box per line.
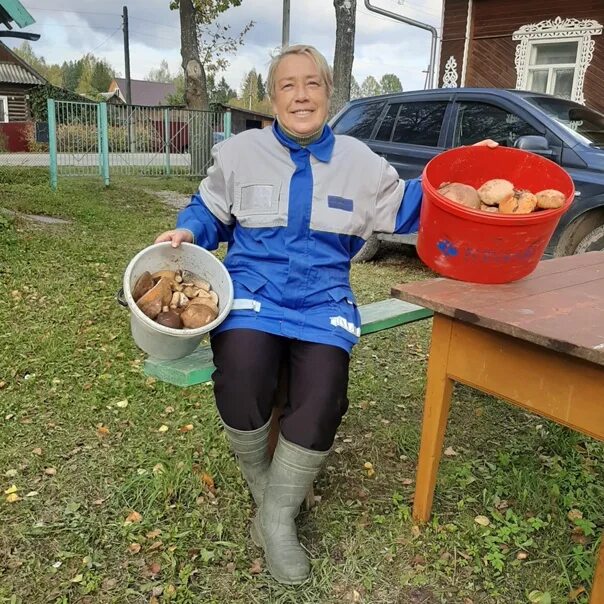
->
[271, 53, 329, 137]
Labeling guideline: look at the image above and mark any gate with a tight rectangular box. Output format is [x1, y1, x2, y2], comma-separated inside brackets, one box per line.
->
[48, 99, 231, 189]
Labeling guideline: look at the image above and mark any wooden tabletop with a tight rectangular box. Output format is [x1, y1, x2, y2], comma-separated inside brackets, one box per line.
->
[392, 251, 604, 366]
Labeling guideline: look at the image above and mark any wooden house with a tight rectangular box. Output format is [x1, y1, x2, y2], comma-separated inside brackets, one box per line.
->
[438, 1, 603, 112]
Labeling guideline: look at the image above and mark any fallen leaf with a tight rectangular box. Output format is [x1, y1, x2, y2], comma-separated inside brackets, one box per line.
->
[347, 589, 362, 603]
[148, 540, 163, 551]
[32, 448, 43, 456]
[444, 446, 458, 457]
[71, 574, 84, 583]
[115, 399, 128, 408]
[164, 406, 174, 414]
[44, 467, 57, 476]
[125, 511, 143, 524]
[25, 491, 39, 497]
[411, 525, 421, 538]
[249, 558, 263, 574]
[152, 463, 164, 474]
[226, 562, 236, 573]
[568, 586, 586, 601]
[179, 424, 194, 433]
[201, 472, 215, 491]
[149, 598, 159, 604]
[567, 509, 583, 522]
[128, 543, 141, 554]
[402, 478, 413, 486]
[516, 551, 528, 560]
[6, 493, 21, 503]
[4, 469, 17, 478]
[474, 515, 490, 527]
[146, 529, 162, 539]
[4, 485, 18, 495]
[157, 425, 169, 433]
[97, 426, 110, 438]
[148, 562, 161, 575]
[93, 499, 105, 506]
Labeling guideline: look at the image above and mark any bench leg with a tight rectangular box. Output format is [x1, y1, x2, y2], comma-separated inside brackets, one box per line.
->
[268, 361, 316, 510]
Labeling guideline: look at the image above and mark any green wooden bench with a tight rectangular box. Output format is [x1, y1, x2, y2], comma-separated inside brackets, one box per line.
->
[144, 298, 433, 386]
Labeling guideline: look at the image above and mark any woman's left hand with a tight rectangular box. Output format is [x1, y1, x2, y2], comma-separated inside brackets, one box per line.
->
[472, 139, 499, 148]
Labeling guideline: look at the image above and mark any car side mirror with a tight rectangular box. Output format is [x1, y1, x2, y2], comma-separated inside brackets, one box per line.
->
[514, 135, 550, 152]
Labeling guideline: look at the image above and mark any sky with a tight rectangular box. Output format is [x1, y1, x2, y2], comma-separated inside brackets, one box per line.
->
[10, 0, 443, 95]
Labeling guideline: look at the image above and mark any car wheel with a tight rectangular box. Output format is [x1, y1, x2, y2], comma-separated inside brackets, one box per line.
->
[352, 235, 381, 263]
[574, 224, 604, 253]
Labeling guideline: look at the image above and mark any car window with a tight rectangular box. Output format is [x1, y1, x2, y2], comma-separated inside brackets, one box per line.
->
[454, 102, 540, 147]
[375, 103, 400, 141]
[332, 101, 385, 138]
[391, 101, 448, 146]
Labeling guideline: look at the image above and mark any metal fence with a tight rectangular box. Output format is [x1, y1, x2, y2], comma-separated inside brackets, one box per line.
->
[47, 99, 231, 189]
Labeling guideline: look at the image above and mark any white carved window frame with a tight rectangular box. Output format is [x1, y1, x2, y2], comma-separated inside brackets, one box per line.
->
[513, 17, 602, 105]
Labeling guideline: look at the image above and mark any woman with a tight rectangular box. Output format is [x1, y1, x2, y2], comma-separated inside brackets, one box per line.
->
[156, 44, 496, 585]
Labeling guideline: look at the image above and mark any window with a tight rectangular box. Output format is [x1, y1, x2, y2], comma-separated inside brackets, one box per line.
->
[375, 103, 400, 141]
[391, 101, 448, 146]
[513, 17, 603, 105]
[453, 102, 540, 147]
[527, 41, 578, 99]
[332, 101, 385, 138]
[0, 96, 8, 123]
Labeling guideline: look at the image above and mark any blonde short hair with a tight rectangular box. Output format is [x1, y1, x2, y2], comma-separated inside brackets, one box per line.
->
[267, 44, 334, 100]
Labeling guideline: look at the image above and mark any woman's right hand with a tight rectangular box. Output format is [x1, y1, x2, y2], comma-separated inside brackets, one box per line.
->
[154, 229, 194, 248]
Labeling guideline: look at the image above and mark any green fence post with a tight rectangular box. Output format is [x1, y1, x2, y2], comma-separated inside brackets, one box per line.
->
[223, 109, 232, 139]
[164, 107, 171, 176]
[47, 98, 58, 191]
[99, 102, 110, 186]
[97, 105, 103, 176]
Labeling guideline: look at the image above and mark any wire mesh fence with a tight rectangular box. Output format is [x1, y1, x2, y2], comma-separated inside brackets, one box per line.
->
[44, 99, 229, 188]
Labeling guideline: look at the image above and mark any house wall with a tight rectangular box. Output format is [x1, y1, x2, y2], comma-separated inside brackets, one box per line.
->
[0, 84, 30, 121]
[440, 0, 604, 112]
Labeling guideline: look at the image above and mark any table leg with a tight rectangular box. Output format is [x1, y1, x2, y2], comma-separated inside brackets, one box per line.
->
[413, 313, 455, 523]
[591, 536, 604, 603]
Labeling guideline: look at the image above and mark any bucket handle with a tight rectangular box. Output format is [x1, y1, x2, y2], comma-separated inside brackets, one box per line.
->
[116, 287, 128, 308]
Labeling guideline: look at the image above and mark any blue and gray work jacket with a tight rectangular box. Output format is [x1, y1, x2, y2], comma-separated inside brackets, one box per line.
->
[176, 122, 422, 353]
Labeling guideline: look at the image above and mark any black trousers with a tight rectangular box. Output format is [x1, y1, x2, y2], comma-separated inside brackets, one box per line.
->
[210, 329, 350, 451]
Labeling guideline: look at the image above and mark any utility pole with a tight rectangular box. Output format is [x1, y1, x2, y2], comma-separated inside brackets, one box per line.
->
[282, 0, 290, 48]
[122, 5, 132, 104]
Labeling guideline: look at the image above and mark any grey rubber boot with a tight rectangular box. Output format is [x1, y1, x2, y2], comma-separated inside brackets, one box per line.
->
[251, 434, 329, 584]
[222, 419, 271, 507]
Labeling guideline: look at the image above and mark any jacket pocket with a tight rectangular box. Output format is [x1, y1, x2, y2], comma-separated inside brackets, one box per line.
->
[327, 287, 360, 340]
[231, 275, 268, 313]
[233, 181, 286, 228]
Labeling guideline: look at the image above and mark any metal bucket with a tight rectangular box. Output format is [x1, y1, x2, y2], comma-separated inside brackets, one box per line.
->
[121, 242, 233, 360]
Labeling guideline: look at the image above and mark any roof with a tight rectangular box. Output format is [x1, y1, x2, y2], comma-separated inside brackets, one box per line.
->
[221, 103, 273, 120]
[112, 78, 176, 106]
[0, 41, 46, 84]
[0, 60, 43, 84]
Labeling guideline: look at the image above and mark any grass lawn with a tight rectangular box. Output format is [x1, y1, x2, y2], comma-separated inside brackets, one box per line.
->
[0, 167, 602, 604]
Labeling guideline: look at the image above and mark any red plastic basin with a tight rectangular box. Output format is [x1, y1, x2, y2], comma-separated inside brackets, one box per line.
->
[418, 146, 575, 284]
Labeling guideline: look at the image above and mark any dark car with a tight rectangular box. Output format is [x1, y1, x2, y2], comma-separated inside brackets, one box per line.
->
[330, 88, 604, 262]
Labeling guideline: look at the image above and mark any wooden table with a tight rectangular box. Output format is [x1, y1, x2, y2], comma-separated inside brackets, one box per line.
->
[392, 251, 604, 602]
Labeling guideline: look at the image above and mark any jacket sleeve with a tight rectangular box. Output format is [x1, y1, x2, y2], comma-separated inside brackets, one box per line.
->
[373, 158, 422, 235]
[175, 144, 234, 250]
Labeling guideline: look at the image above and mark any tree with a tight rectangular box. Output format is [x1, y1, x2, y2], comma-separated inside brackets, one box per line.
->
[350, 76, 361, 100]
[240, 68, 259, 110]
[91, 60, 114, 92]
[361, 75, 381, 97]
[380, 73, 403, 94]
[256, 73, 266, 101]
[170, 0, 253, 110]
[62, 60, 84, 92]
[213, 76, 236, 104]
[331, 0, 356, 117]
[147, 60, 174, 83]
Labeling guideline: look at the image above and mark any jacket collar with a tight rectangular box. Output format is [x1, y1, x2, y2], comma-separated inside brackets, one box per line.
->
[272, 121, 334, 163]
